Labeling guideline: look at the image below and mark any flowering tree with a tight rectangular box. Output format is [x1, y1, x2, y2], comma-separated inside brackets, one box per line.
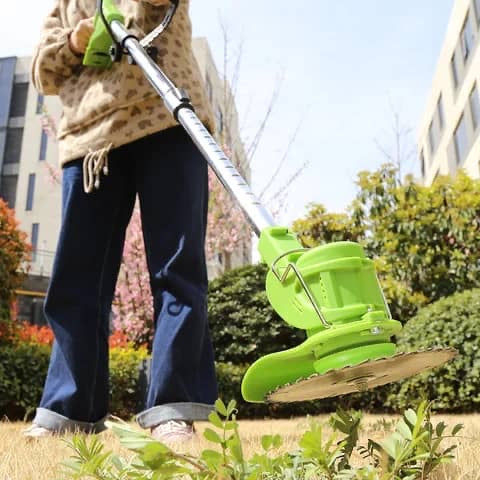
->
[111, 206, 153, 346]
[206, 144, 251, 270]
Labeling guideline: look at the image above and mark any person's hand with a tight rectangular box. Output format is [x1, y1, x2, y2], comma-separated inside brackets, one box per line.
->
[68, 18, 95, 55]
[132, 0, 170, 6]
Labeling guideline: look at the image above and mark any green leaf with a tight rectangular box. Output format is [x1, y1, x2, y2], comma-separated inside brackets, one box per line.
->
[452, 423, 463, 436]
[434, 421, 445, 437]
[226, 399, 237, 417]
[272, 434, 282, 449]
[377, 437, 398, 460]
[201, 449, 223, 464]
[140, 442, 171, 469]
[227, 437, 243, 463]
[208, 411, 224, 429]
[215, 399, 228, 417]
[261, 435, 273, 451]
[204, 427, 223, 444]
[110, 454, 125, 471]
[397, 418, 413, 440]
[404, 408, 417, 426]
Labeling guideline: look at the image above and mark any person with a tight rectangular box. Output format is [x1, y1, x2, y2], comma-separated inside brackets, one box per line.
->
[23, 0, 219, 443]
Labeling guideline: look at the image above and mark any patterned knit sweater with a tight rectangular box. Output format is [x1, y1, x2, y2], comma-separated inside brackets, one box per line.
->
[31, 0, 214, 191]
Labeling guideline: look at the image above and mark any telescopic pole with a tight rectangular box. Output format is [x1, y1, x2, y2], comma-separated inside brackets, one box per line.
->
[110, 21, 275, 236]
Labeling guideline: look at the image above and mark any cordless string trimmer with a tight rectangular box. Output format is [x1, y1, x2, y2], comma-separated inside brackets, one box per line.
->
[84, 0, 456, 403]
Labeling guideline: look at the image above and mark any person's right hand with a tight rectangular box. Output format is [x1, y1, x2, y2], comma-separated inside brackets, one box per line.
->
[68, 18, 95, 55]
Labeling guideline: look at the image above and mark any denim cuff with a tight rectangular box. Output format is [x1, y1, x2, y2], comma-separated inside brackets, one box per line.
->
[136, 402, 214, 429]
[34, 407, 107, 434]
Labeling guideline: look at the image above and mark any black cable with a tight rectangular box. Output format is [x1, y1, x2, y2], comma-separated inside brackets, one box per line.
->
[97, 0, 118, 46]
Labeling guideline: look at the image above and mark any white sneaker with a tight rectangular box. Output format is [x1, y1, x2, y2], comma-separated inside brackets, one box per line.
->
[22, 424, 55, 438]
[151, 420, 195, 445]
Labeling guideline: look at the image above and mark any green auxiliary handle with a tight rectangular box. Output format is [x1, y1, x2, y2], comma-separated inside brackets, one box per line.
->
[83, 2, 124, 68]
[87, 0, 457, 404]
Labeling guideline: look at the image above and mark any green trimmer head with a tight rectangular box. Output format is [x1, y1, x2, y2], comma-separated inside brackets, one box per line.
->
[241, 227, 457, 403]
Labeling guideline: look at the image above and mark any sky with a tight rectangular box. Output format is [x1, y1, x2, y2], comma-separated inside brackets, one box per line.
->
[0, 1, 454, 225]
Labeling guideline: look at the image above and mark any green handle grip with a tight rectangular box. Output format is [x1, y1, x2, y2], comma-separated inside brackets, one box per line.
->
[83, 0, 125, 68]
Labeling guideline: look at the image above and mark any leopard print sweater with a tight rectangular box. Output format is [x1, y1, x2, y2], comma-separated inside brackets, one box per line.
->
[32, 0, 214, 191]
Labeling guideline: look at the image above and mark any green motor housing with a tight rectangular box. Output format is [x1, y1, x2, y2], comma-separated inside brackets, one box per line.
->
[241, 227, 402, 402]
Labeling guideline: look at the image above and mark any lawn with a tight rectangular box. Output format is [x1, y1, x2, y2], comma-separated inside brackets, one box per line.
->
[0, 414, 479, 479]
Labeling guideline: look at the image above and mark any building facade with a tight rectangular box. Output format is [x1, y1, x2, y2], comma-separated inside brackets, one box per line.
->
[418, 0, 480, 184]
[0, 38, 251, 323]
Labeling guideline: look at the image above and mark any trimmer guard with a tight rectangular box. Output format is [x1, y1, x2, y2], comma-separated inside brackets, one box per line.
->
[265, 348, 457, 403]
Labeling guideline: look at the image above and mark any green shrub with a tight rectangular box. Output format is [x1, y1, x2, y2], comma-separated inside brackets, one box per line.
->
[387, 288, 480, 412]
[208, 264, 305, 365]
[0, 342, 50, 419]
[109, 346, 149, 419]
[0, 342, 149, 420]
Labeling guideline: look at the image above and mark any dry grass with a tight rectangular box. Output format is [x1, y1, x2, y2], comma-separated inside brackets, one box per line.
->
[0, 414, 479, 479]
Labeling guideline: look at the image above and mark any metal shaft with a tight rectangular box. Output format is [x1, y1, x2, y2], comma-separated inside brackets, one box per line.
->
[111, 21, 275, 236]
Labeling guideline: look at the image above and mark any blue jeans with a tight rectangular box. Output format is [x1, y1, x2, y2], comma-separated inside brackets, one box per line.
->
[34, 127, 218, 433]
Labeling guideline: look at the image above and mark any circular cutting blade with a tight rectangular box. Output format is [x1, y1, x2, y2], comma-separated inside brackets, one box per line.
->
[266, 348, 457, 403]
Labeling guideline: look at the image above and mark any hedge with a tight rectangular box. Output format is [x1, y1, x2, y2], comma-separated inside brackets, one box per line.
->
[0, 342, 51, 419]
[0, 343, 148, 421]
[208, 264, 305, 365]
[0, 343, 377, 421]
[385, 288, 480, 412]
[3, 288, 477, 420]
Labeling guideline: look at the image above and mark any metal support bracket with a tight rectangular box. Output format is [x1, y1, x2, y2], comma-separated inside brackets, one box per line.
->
[270, 249, 331, 329]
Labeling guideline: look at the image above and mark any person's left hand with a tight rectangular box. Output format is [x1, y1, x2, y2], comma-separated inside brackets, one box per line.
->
[132, 0, 170, 5]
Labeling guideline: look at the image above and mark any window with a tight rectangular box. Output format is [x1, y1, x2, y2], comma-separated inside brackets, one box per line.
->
[36, 94, 44, 114]
[205, 75, 213, 102]
[451, 52, 459, 88]
[242, 242, 250, 264]
[39, 130, 48, 161]
[215, 105, 224, 134]
[454, 114, 469, 164]
[475, 0, 480, 25]
[0, 175, 18, 208]
[420, 150, 425, 178]
[9, 82, 28, 118]
[4, 127, 23, 164]
[428, 95, 445, 155]
[470, 83, 480, 130]
[461, 14, 475, 61]
[31, 223, 39, 262]
[428, 121, 436, 154]
[26, 173, 35, 211]
[437, 94, 444, 130]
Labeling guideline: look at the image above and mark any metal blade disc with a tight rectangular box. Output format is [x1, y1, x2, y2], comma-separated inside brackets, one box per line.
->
[266, 348, 457, 403]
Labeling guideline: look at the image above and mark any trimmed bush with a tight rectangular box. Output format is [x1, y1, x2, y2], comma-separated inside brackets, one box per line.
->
[0, 342, 51, 419]
[208, 264, 305, 365]
[0, 343, 149, 420]
[387, 288, 480, 412]
[109, 346, 149, 419]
